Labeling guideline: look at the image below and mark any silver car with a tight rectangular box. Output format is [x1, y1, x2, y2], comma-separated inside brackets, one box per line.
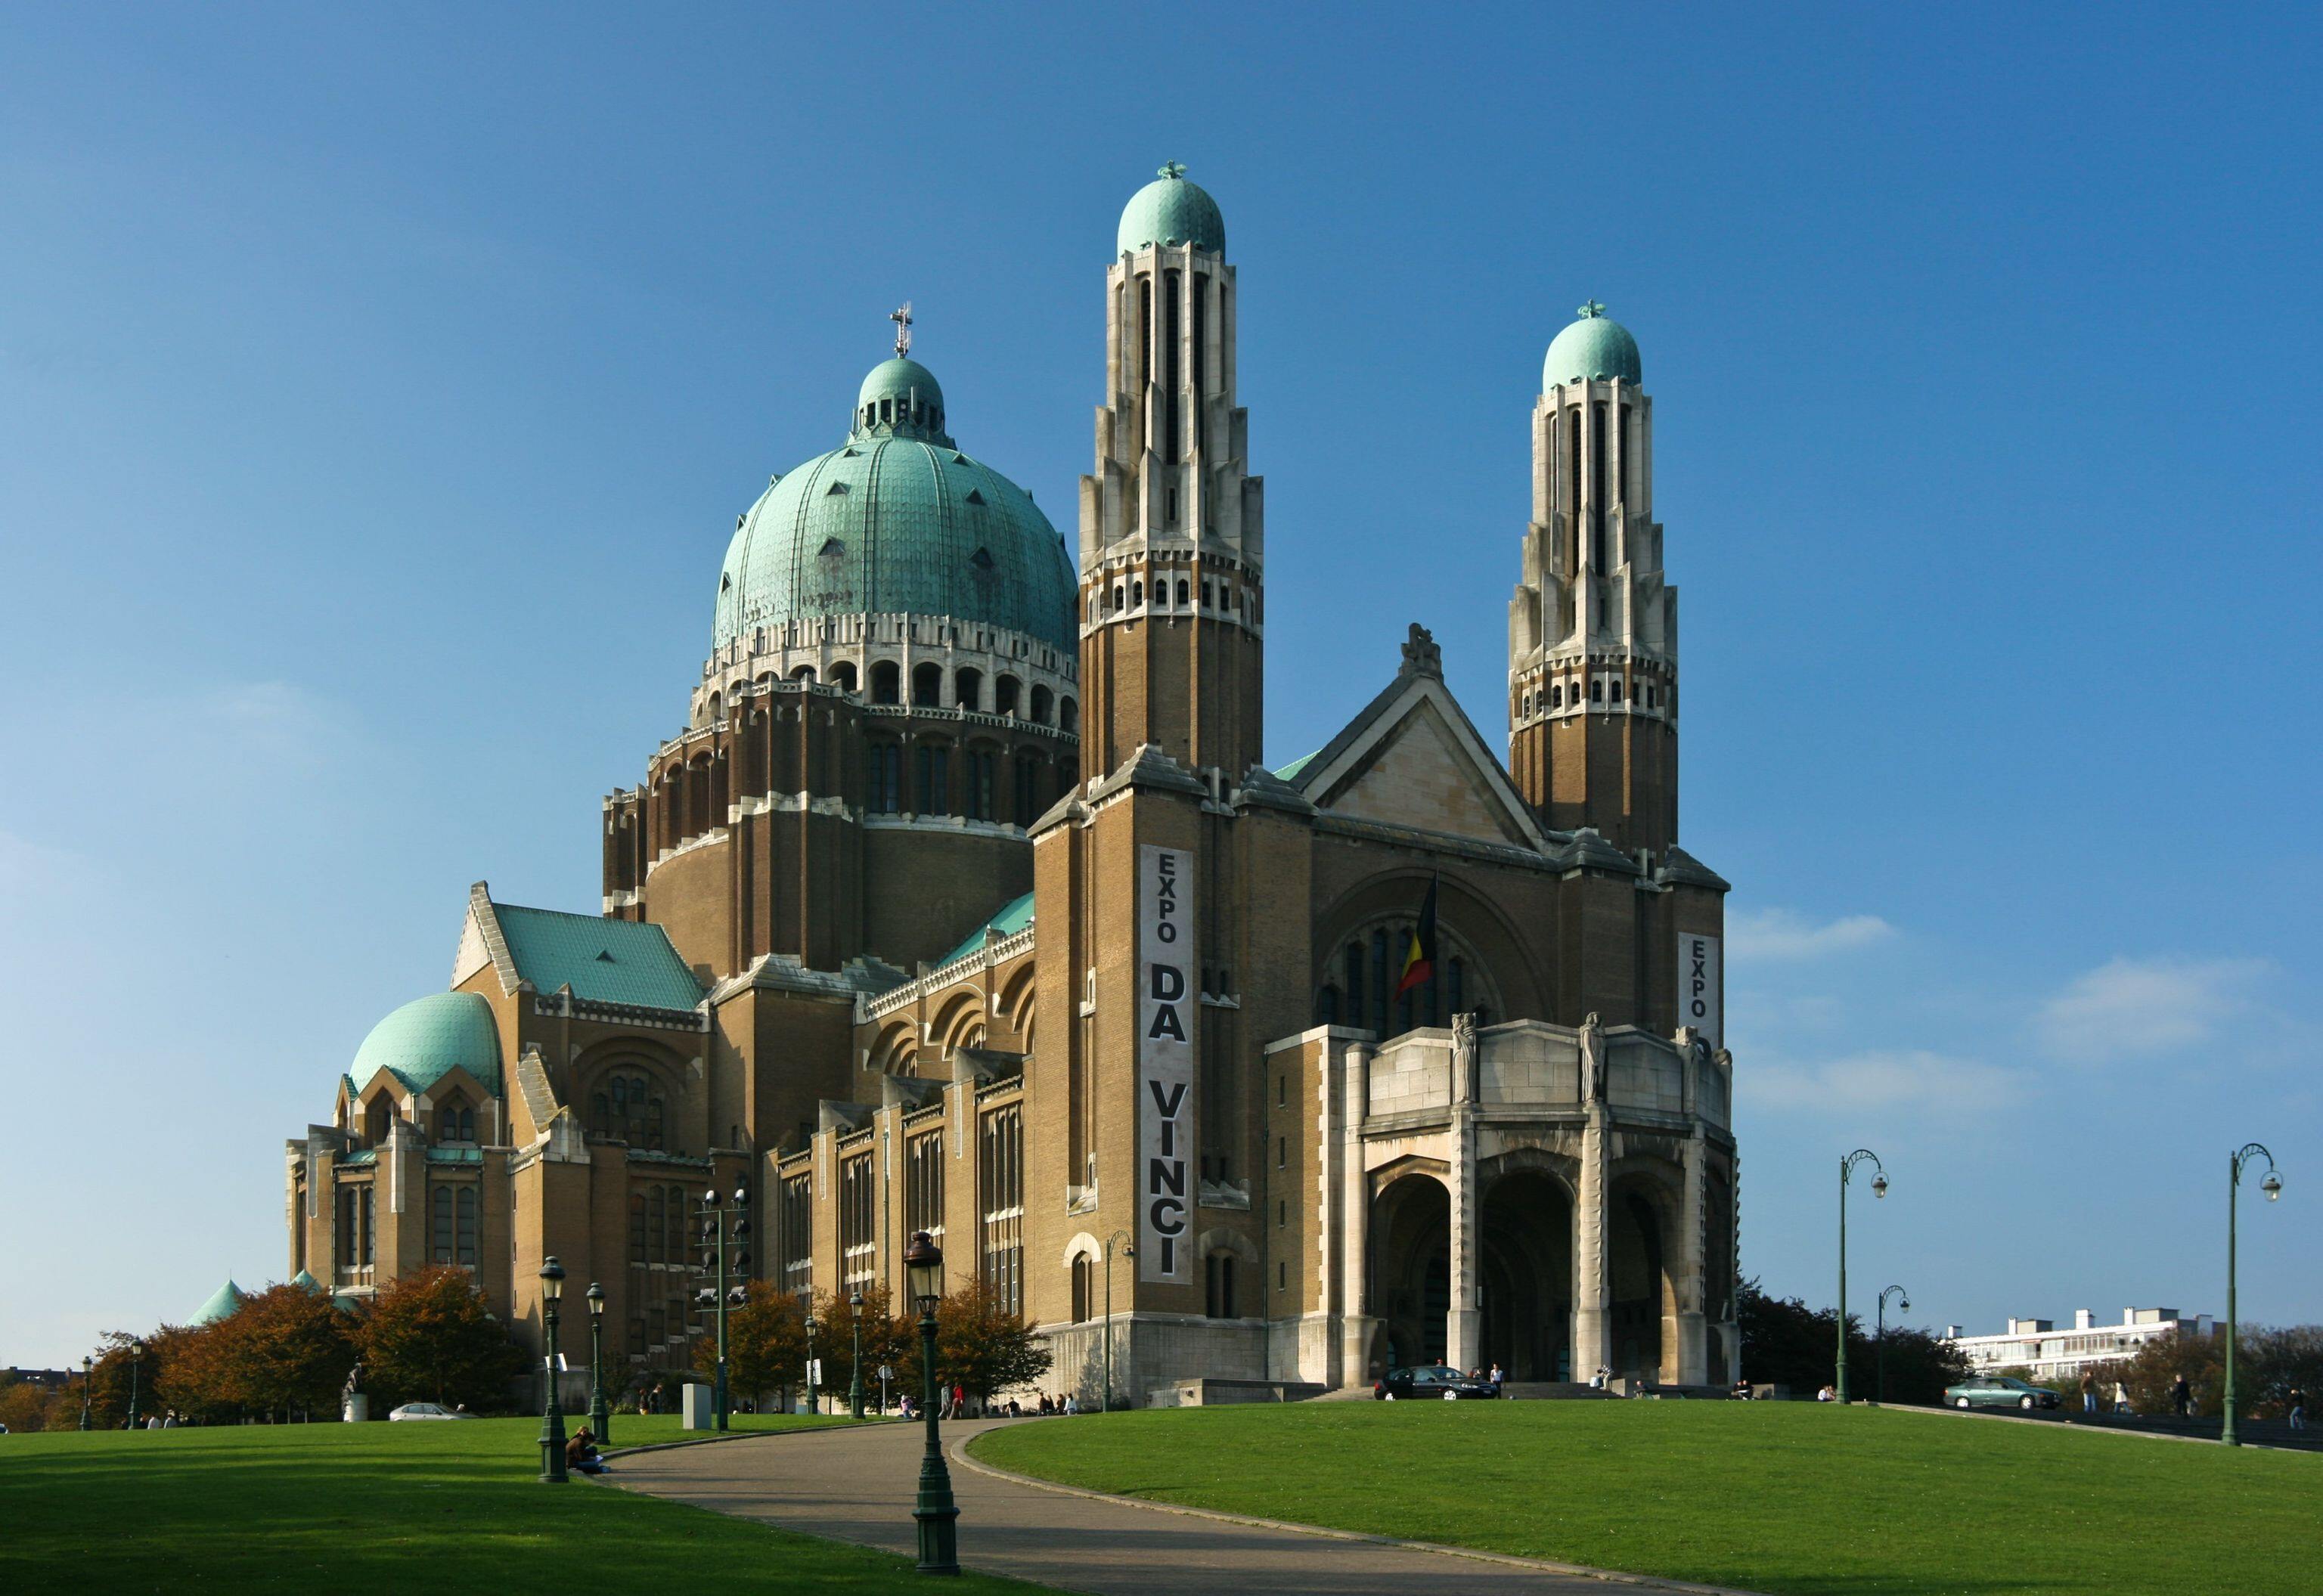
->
[387, 1402, 476, 1421]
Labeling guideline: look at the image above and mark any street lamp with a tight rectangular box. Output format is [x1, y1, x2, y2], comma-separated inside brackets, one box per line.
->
[849, 1287, 867, 1420]
[804, 1310, 820, 1416]
[1101, 1229, 1134, 1412]
[79, 1356, 91, 1432]
[586, 1281, 610, 1447]
[904, 1229, 959, 1576]
[1836, 1149, 1887, 1404]
[2223, 1144, 2283, 1448]
[128, 1338, 147, 1430]
[697, 1185, 750, 1430]
[538, 1257, 568, 1483]
[1875, 1285, 1909, 1408]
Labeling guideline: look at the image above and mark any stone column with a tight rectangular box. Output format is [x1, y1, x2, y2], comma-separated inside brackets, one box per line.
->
[1338, 1040, 1376, 1385]
[1446, 1037, 1481, 1373]
[1676, 1126, 1707, 1384]
[1573, 1099, 1608, 1381]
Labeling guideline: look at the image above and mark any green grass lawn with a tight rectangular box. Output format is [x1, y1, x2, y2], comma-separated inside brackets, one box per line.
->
[972, 1401, 2321, 1596]
[1, 1416, 1046, 1594]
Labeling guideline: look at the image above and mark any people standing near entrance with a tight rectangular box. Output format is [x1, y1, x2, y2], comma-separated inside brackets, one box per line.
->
[2170, 1373, 2191, 1418]
[1489, 1362, 1504, 1398]
[2080, 1370, 2096, 1415]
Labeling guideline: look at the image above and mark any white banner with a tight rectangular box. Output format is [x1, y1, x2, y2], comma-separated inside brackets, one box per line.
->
[1139, 844, 1195, 1285]
[1679, 932, 1723, 1048]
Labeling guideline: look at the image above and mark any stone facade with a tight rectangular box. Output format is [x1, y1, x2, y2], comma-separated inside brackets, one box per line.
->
[283, 168, 1739, 1404]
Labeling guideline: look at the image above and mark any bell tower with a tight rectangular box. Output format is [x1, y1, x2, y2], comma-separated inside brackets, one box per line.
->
[1508, 303, 1679, 854]
[1078, 162, 1265, 781]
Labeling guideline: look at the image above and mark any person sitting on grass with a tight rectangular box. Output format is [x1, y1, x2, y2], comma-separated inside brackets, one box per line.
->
[565, 1427, 608, 1476]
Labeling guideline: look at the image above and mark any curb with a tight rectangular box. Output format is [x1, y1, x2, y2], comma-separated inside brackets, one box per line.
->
[952, 1424, 1768, 1596]
[602, 1418, 884, 1460]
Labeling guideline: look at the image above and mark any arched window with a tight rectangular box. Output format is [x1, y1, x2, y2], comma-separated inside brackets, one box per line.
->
[911, 663, 943, 707]
[431, 1185, 454, 1263]
[870, 661, 901, 704]
[1520, 692, 1532, 717]
[832, 659, 858, 693]
[1205, 1253, 1237, 1319]
[1059, 697, 1078, 734]
[791, 664, 816, 684]
[649, 1185, 667, 1265]
[1029, 685, 1053, 726]
[367, 1096, 393, 1146]
[1013, 752, 1041, 828]
[1552, 683, 1563, 709]
[629, 1192, 647, 1264]
[1590, 677, 1604, 703]
[1112, 584, 1124, 612]
[1610, 678, 1624, 703]
[1072, 1255, 1093, 1323]
[1132, 579, 1144, 606]
[916, 742, 951, 814]
[1314, 984, 1341, 1026]
[455, 1187, 478, 1266]
[964, 749, 996, 821]
[867, 742, 902, 813]
[1202, 581, 1214, 609]
[1177, 579, 1190, 606]
[994, 675, 1022, 717]
[954, 668, 982, 711]
[592, 1070, 667, 1150]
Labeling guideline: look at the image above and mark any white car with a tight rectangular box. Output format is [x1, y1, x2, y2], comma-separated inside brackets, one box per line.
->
[387, 1402, 475, 1421]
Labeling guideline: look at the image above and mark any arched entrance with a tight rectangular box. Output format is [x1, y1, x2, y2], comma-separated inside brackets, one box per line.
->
[1479, 1170, 1571, 1380]
[1369, 1173, 1450, 1369]
[1609, 1182, 1672, 1379]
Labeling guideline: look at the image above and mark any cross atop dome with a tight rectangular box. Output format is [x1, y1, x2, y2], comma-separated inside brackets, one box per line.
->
[889, 302, 913, 358]
[1577, 299, 1608, 319]
[1158, 160, 1187, 180]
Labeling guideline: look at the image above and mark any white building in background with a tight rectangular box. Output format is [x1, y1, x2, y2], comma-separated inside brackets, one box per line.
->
[1943, 1309, 2216, 1381]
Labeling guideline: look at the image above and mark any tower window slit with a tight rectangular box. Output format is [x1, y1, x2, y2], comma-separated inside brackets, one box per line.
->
[1164, 269, 1182, 464]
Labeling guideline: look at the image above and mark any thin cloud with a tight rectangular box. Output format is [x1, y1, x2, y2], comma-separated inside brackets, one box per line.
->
[1752, 1049, 2018, 1112]
[2035, 955, 2269, 1064]
[1729, 908, 1895, 962]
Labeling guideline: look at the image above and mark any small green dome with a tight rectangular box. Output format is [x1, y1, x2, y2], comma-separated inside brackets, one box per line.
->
[1118, 161, 1224, 256]
[350, 991, 502, 1096]
[858, 358, 944, 419]
[1544, 302, 1642, 388]
[189, 1278, 246, 1326]
[715, 358, 1077, 654]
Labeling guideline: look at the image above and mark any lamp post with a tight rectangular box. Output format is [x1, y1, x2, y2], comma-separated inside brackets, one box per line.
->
[1875, 1285, 1909, 1409]
[849, 1287, 867, 1420]
[128, 1338, 146, 1430]
[1101, 1229, 1134, 1412]
[805, 1311, 820, 1415]
[2222, 1144, 2283, 1448]
[697, 1186, 750, 1430]
[538, 1257, 568, 1483]
[904, 1230, 960, 1576]
[585, 1281, 610, 1447]
[1836, 1150, 1887, 1404]
[79, 1356, 91, 1432]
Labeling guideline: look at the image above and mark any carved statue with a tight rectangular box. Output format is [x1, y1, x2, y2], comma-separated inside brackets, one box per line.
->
[1400, 622, 1444, 678]
[1579, 1011, 1607, 1102]
[1451, 1011, 1478, 1101]
[342, 1362, 363, 1399]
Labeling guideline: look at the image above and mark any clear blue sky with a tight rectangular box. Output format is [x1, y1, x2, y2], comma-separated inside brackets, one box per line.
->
[3, 4, 2317, 1366]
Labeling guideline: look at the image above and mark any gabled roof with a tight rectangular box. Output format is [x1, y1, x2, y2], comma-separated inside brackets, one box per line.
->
[454, 883, 704, 1014]
[938, 891, 1034, 968]
[189, 1278, 246, 1325]
[1287, 628, 1546, 854]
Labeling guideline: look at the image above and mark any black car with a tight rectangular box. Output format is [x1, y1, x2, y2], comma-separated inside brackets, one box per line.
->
[1372, 1364, 1499, 1400]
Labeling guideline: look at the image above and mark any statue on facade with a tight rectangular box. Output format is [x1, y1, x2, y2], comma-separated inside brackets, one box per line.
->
[1400, 622, 1443, 678]
[1451, 1011, 1478, 1101]
[1579, 1011, 1607, 1102]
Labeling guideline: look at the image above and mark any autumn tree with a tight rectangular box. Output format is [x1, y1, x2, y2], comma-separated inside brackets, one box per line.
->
[362, 1266, 526, 1412]
[810, 1282, 913, 1405]
[83, 1328, 178, 1428]
[210, 1283, 363, 1419]
[154, 1321, 241, 1422]
[900, 1279, 1051, 1404]
[0, 1378, 51, 1433]
[696, 1281, 809, 1399]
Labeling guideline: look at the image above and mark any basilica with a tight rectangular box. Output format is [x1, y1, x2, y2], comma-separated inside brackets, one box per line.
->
[284, 164, 1739, 1402]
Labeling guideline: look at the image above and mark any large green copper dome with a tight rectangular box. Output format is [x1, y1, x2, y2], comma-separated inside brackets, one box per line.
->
[714, 358, 1076, 653]
[1544, 302, 1642, 388]
[1118, 161, 1224, 256]
[350, 991, 502, 1095]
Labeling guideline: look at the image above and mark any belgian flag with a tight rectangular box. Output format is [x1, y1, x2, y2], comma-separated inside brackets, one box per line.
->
[1394, 877, 1438, 998]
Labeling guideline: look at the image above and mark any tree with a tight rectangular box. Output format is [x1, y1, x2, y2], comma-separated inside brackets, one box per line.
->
[2115, 1328, 2223, 1417]
[362, 1266, 526, 1412]
[1737, 1278, 1967, 1405]
[696, 1281, 809, 1399]
[901, 1280, 1051, 1404]
[209, 1283, 363, 1419]
[2243, 1325, 2323, 1420]
[811, 1283, 913, 1404]
[154, 1320, 241, 1422]
[0, 1378, 51, 1433]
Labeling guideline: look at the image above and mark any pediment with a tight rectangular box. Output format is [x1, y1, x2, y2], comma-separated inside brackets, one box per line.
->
[1298, 677, 1543, 851]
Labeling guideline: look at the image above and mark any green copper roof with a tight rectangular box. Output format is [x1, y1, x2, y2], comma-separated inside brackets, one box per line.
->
[290, 1269, 325, 1294]
[352, 992, 502, 1096]
[494, 904, 705, 1013]
[189, 1278, 246, 1325]
[715, 358, 1076, 655]
[1118, 161, 1224, 255]
[938, 891, 1034, 967]
[1273, 749, 1320, 783]
[1543, 302, 1642, 388]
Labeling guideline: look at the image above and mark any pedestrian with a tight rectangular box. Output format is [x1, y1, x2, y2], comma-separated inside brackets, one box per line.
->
[1063, 1393, 1078, 1415]
[2080, 1370, 2096, 1415]
[2289, 1386, 2306, 1431]
[145, 1414, 162, 1430]
[2171, 1373, 2191, 1418]
[2113, 1381, 2134, 1415]
[565, 1426, 608, 1476]
[951, 1381, 966, 1419]
[163, 1411, 179, 1429]
[1489, 1362, 1504, 1397]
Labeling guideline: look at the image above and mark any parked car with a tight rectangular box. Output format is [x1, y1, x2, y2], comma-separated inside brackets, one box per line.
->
[387, 1402, 476, 1421]
[1373, 1365, 1499, 1401]
[1943, 1376, 2061, 1412]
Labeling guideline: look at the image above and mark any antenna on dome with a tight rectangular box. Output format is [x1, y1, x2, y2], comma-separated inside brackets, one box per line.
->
[889, 302, 913, 358]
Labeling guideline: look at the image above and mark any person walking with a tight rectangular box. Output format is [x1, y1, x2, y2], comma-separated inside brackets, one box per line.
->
[1489, 1362, 1505, 1398]
[2080, 1370, 2096, 1415]
[2289, 1386, 2306, 1432]
[2170, 1373, 2191, 1418]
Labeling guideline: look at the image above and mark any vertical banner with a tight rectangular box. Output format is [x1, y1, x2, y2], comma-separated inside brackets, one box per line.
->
[1679, 932, 1723, 1048]
[1139, 844, 1195, 1285]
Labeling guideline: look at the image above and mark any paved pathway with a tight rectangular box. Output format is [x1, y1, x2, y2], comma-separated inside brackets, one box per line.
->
[609, 1418, 1756, 1596]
